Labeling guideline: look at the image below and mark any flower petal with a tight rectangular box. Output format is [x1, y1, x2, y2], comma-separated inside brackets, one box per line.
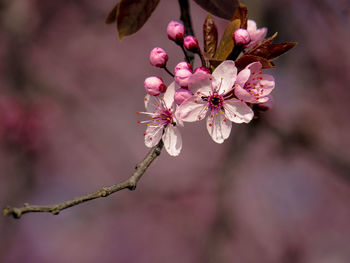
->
[234, 85, 254, 102]
[176, 96, 208, 122]
[247, 19, 257, 32]
[188, 72, 212, 96]
[260, 74, 275, 91]
[212, 60, 237, 94]
[235, 68, 251, 88]
[163, 125, 182, 156]
[224, 99, 254, 123]
[206, 112, 232, 144]
[144, 125, 163, 147]
[145, 126, 163, 148]
[247, 62, 262, 73]
[144, 94, 157, 112]
[163, 81, 176, 109]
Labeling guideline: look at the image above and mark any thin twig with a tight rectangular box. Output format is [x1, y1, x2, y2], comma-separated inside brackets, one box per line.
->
[178, 0, 195, 66]
[163, 66, 175, 77]
[3, 140, 164, 219]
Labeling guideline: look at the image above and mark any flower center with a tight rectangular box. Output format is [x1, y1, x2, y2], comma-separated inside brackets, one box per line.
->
[208, 92, 224, 110]
[153, 108, 174, 126]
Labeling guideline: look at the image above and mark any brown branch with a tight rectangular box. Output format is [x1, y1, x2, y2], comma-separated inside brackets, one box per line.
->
[3, 140, 164, 219]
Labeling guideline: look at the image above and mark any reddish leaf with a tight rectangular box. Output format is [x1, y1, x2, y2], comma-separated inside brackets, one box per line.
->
[235, 55, 275, 71]
[116, 0, 160, 39]
[249, 42, 297, 60]
[231, 4, 248, 29]
[105, 4, 118, 24]
[215, 19, 240, 60]
[248, 32, 278, 53]
[203, 13, 218, 58]
[193, 0, 239, 20]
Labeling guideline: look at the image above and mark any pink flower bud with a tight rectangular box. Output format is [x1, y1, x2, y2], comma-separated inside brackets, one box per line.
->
[174, 88, 193, 105]
[233, 29, 251, 46]
[194, 67, 211, 75]
[167, 20, 185, 44]
[144, 76, 167, 96]
[174, 62, 192, 74]
[174, 68, 193, 87]
[149, 47, 168, 67]
[183, 35, 200, 52]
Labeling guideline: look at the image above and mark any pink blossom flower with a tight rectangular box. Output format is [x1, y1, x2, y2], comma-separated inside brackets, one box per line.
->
[174, 68, 193, 87]
[176, 61, 254, 144]
[149, 47, 168, 67]
[234, 62, 275, 104]
[233, 28, 251, 46]
[144, 76, 167, 96]
[174, 62, 192, 73]
[174, 88, 193, 105]
[245, 19, 267, 49]
[183, 35, 199, 52]
[167, 21, 185, 44]
[138, 82, 182, 156]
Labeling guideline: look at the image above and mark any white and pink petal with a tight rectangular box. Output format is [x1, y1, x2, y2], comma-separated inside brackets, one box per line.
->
[188, 72, 212, 96]
[235, 68, 251, 88]
[162, 125, 182, 156]
[144, 125, 163, 148]
[234, 85, 255, 103]
[212, 60, 237, 94]
[163, 81, 177, 109]
[176, 96, 208, 122]
[206, 112, 232, 144]
[224, 99, 254, 123]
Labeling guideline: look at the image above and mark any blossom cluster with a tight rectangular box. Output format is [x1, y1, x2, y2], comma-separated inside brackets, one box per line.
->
[139, 20, 275, 156]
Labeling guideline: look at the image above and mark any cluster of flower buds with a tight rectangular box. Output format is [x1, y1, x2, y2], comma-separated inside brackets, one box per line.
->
[167, 20, 200, 54]
[139, 16, 294, 156]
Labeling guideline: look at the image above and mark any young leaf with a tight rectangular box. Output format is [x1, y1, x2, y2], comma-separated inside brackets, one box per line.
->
[203, 13, 218, 58]
[235, 55, 275, 71]
[249, 42, 297, 60]
[193, 0, 239, 20]
[105, 4, 118, 24]
[215, 19, 240, 60]
[116, 0, 160, 40]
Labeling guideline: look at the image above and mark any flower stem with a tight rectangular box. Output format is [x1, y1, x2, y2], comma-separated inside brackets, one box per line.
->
[180, 45, 192, 64]
[178, 0, 195, 66]
[163, 66, 175, 77]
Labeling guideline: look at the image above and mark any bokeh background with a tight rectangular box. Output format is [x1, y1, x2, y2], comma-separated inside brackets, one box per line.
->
[1, 0, 350, 262]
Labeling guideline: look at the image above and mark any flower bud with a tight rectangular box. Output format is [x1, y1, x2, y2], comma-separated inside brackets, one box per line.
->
[194, 67, 211, 75]
[233, 29, 251, 46]
[167, 20, 185, 44]
[174, 88, 193, 105]
[174, 62, 192, 74]
[183, 35, 200, 52]
[144, 76, 167, 96]
[174, 68, 193, 87]
[149, 47, 168, 67]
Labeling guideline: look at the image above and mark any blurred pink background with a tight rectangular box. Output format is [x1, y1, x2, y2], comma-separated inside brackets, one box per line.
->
[1, 0, 350, 262]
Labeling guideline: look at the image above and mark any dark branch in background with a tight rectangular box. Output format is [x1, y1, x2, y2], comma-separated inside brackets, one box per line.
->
[178, 0, 195, 66]
[3, 141, 163, 219]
